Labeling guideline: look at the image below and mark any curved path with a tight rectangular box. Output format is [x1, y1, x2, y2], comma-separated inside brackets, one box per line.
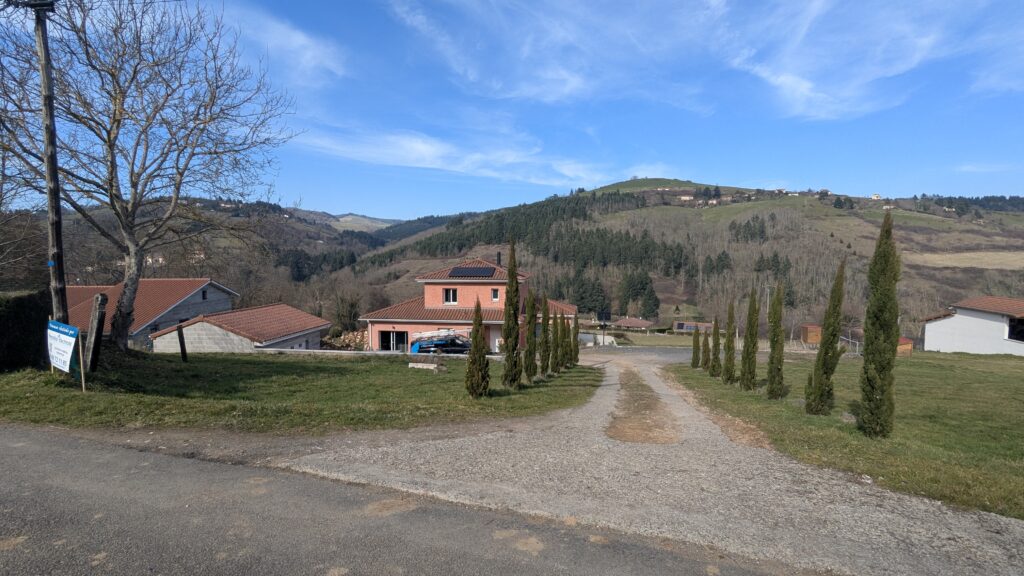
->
[290, 347, 1024, 576]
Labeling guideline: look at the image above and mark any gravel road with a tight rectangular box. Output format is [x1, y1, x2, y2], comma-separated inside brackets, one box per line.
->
[291, 348, 1024, 576]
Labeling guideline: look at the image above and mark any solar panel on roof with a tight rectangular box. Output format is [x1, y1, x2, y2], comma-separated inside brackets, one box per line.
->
[449, 266, 496, 278]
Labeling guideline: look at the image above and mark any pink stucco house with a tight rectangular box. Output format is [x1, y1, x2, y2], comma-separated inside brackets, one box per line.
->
[361, 258, 576, 352]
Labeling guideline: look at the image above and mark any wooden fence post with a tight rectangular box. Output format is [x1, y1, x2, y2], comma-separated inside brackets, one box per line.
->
[176, 325, 188, 363]
[84, 293, 107, 372]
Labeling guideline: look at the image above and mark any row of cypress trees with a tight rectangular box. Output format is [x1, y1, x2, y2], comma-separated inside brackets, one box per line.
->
[466, 241, 580, 398]
[689, 212, 901, 438]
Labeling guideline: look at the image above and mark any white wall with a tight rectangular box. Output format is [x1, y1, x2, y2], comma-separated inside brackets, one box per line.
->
[924, 308, 1024, 356]
[153, 322, 255, 354]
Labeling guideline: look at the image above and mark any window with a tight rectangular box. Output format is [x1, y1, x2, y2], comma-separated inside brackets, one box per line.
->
[201, 289, 208, 301]
[1010, 318, 1024, 343]
[443, 288, 458, 305]
[491, 288, 500, 301]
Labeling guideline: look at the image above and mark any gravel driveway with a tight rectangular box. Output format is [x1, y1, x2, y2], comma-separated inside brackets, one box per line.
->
[289, 348, 1024, 576]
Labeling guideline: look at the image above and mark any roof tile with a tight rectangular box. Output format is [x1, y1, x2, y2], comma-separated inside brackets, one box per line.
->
[953, 295, 1024, 319]
[68, 278, 228, 335]
[150, 303, 330, 344]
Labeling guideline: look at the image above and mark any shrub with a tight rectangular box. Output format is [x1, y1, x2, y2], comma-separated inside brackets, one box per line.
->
[0, 290, 50, 372]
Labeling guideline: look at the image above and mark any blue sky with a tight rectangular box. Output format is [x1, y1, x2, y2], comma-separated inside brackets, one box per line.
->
[228, 0, 1024, 219]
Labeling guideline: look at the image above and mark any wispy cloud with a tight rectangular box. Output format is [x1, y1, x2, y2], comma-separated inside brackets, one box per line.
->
[227, 4, 346, 89]
[296, 128, 609, 188]
[954, 163, 1018, 174]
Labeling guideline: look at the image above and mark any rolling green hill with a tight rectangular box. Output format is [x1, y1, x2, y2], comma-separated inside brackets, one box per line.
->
[590, 177, 764, 197]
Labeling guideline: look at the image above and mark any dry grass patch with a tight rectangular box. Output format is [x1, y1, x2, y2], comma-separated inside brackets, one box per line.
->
[606, 368, 679, 444]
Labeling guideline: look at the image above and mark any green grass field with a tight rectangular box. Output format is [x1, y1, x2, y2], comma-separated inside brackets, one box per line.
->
[668, 352, 1024, 519]
[0, 352, 601, 434]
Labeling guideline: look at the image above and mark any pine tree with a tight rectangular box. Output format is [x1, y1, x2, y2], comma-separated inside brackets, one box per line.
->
[551, 312, 562, 374]
[766, 281, 788, 399]
[858, 212, 901, 437]
[465, 300, 490, 398]
[709, 316, 722, 377]
[691, 326, 701, 368]
[806, 259, 846, 414]
[571, 314, 580, 366]
[701, 329, 711, 369]
[501, 241, 522, 388]
[739, 287, 760, 390]
[722, 301, 736, 384]
[539, 296, 551, 376]
[523, 290, 538, 383]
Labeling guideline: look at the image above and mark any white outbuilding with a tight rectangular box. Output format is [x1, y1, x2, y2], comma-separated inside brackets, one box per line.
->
[150, 303, 330, 353]
[923, 296, 1024, 356]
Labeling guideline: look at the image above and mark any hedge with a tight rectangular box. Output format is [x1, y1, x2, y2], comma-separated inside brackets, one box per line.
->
[0, 290, 50, 371]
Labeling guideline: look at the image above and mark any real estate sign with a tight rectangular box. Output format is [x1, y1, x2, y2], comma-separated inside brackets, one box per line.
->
[47, 320, 79, 373]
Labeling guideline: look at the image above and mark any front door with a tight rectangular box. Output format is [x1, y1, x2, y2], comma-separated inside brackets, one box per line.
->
[379, 330, 408, 352]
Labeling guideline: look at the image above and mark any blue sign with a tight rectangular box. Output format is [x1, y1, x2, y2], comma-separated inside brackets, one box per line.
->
[47, 320, 80, 373]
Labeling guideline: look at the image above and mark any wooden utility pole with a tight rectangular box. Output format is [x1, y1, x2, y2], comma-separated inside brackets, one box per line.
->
[9, 0, 68, 323]
[84, 293, 106, 372]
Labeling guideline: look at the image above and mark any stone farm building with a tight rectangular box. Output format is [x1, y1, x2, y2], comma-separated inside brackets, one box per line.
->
[923, 295, 1024, 356]
[361, 258, 576, 352]
[150, 303, 330, 353]
[68, 278, 237, 348]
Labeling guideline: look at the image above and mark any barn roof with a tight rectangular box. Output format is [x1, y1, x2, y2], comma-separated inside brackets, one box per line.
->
[68, 278, 237, 336]
[953, 296, 1024, 319]
[150, 303, 329, 345]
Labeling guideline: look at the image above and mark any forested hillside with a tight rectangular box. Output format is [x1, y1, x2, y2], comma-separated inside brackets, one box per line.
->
[4, 182, 1022, 341]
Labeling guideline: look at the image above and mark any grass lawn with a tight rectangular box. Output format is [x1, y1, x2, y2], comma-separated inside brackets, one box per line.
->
[0, 352, 602, 434]
[668, 352, 1024, 519]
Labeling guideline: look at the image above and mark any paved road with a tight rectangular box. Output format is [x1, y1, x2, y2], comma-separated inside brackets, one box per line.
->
[0, 424, 781, 576]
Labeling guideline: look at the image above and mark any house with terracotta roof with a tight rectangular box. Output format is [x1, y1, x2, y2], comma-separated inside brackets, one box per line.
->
[360, 258, 576, 352]
[923, 295, 1024, 356]
[67, 278, 237, 348]
[150, 303, 331, 353]
[613, 317, 654, 331]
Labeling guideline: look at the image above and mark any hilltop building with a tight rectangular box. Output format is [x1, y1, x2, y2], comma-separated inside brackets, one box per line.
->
[923, 296, 1024, 356]
[361, 258, 576, 352]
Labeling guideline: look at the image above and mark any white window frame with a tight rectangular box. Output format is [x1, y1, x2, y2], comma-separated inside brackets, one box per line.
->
[443, 288, 458, 305]
[491, 288, 500, 302]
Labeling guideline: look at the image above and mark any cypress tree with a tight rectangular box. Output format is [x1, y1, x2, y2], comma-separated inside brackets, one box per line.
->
[722, 301, 736, 384]
[691, 326, 701, 368]
[709, 316, 722, 377]
[700, 329, 711, 369]
[739, 287, 760, 390]
[562, 316, 572, 368]
[571, 315, 580, 366]
[551, 312, 562, 374]
[465, 300, 490, 398]
[766, 281, 788, 399]
[539, 296, 550, 376]
[523, 290, 538, 383]
[501, 241, 522, 388]
[806, 259, 846, 414]
[858, 212, 901, 437]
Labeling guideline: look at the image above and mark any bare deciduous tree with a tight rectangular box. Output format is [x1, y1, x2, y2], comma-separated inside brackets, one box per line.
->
[0, 0, 288, 348]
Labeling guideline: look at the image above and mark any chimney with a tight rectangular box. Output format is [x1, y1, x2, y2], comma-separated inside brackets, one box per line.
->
[496, 251, 502, 267]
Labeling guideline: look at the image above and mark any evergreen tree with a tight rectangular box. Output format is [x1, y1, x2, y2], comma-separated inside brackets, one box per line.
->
[701, 329, 711, 369]
[723, 301, 736, 384]
[739, 287, 760, 390]
[571, 314, 580, 366]
[465, 300, 490, 398]
[523, 290, 538, 383]
[709, 316, 722, 377]
[551, 312, 562, 374]
[539, 296, 551, 376]
[691, 326, 701, 368]
[805, 259, 846, 414]
[858, 212, 901, 437]
[563, 316, 573, 368]
[501, 241, 522, 388]
[766, 281, 788, 399]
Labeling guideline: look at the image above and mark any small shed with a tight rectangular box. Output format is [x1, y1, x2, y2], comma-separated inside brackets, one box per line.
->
[897, 337, 914, 357]
[151, 303, 330, 353]
[800, 323, 822, 345]
[612, 317, 655, 332]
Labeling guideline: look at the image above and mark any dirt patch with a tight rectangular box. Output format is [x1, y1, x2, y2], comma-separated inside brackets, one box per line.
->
[362, 498, 419, 517]
[662, 371, 773, 450]
[0, 536, 27, 551]
[605, 369, 680, 444]
[904, 250, 1024, 270]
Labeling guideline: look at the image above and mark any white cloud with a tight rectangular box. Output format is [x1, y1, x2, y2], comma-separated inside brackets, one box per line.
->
[954, 163, 1018, 173]
[295, 129, 609, 188]
[228, 4, 346, 89]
